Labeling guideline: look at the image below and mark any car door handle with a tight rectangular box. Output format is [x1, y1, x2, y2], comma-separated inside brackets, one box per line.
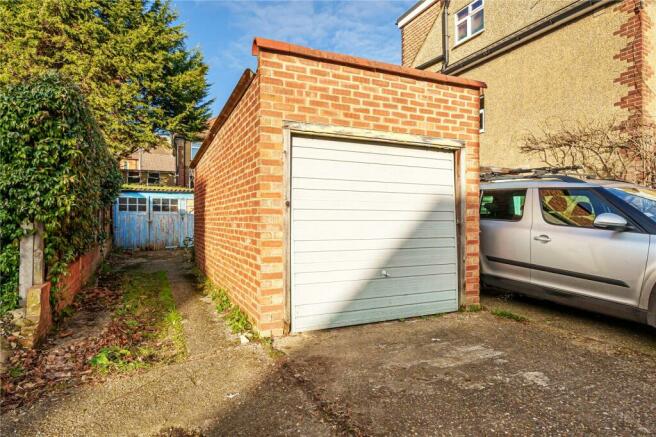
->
[534, 234, 551, 243]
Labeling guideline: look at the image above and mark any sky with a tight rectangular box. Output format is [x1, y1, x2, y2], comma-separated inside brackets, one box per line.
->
[172, 0, 416, 115]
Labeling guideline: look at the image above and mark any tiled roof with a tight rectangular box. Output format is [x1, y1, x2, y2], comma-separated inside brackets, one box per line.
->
[127, 144, 176, 172]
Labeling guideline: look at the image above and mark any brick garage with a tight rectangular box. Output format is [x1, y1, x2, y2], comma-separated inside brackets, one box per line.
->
[192, 38, 485, 336]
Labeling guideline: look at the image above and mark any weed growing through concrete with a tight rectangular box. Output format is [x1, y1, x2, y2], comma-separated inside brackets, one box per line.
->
[210, 285, 232, 313]
[459, 304, 483, 312]
[198, 274, 286, 359]
[226, 307, 252, 334]
[491, 308, 528, 322]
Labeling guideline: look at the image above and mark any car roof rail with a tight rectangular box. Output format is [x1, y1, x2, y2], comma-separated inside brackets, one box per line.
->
[480, 166, 586, 182]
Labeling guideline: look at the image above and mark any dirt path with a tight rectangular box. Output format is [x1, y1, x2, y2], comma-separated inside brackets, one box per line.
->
[1, 251, 332, 437]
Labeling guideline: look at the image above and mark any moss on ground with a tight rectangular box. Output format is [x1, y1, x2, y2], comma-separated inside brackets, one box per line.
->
[491, 308, 529, 323]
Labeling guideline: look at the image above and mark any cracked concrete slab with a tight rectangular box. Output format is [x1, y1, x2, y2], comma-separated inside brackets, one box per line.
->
[274, 310, 656, 435]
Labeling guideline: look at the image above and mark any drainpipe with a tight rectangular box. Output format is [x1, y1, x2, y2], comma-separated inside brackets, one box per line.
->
[441, 0, 450, 73]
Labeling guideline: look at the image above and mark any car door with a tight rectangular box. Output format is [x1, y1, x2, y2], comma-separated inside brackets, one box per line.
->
[530, 187, 650, 307]
[480, 188, 532, 286]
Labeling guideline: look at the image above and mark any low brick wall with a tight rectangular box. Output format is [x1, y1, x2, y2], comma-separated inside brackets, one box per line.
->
[55, 243, 108, 313]
[20, 241, 110, 347]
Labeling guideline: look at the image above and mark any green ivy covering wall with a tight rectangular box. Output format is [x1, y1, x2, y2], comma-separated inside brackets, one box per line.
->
[0, 73, 121, 313]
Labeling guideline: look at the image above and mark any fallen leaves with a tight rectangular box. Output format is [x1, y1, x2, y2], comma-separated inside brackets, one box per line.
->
[1, 284, 122, 410]
[1, 266, 186, 412]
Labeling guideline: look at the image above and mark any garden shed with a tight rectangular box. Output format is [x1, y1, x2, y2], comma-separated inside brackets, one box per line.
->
[191, 38, 485, 336]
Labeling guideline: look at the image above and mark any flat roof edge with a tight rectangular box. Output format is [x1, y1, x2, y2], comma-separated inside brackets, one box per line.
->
[396, 0, 438, 28]
[252, 37, 486, 90]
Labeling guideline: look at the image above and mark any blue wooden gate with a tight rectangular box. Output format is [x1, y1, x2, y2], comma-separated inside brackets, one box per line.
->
[113, 190, 194, 250]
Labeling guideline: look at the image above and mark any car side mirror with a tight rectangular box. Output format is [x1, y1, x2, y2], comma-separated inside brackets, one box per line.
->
[593, 213, 628, 231]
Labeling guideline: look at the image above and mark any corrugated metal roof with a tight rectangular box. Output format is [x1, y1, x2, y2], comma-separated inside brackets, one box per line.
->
[121, 184, 194, 193]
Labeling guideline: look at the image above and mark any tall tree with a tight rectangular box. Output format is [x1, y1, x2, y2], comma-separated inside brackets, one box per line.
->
[0, 0, 212, 157]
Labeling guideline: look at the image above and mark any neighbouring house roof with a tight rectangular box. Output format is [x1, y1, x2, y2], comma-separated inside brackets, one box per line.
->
[126, 144, 176, 172]
[396, 0, 438, 28]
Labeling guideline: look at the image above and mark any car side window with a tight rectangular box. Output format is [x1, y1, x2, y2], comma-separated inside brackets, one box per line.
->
[539, 188, 624, 228]
[480, 189, 526, 221]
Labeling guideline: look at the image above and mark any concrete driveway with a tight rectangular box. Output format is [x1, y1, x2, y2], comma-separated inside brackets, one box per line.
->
[260, 296, 656, 436]
[3, 250, 654, 436]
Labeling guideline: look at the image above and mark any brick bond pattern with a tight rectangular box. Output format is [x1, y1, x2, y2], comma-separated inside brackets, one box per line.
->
[194, 77, 264, 328]
[194, 41, 482, 336]
[56, 245, 107, 312]
[22, 243, 108, 347]
[614, 0, 655, 125]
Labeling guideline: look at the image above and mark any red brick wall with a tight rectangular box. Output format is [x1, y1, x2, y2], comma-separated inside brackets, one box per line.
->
[56, 242, 109, 312]
[614, 0, 654, 125]
[401, 1, 441, 67]
[194, 76, 264, 327]
[258, 49, 481, 333]
[195, 41, 482, 336]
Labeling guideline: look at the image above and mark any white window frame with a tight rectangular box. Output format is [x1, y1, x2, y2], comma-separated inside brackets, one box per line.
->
[479, 95, 485, 133]
[454, 0, 484, 45]
[191, 141, 201, 160]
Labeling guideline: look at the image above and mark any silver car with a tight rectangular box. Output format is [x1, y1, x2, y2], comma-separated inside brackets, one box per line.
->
[480, 172, 656, 327]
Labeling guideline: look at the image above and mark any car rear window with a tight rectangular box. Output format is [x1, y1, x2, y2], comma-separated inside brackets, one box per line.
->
[480, 189, 526, 221]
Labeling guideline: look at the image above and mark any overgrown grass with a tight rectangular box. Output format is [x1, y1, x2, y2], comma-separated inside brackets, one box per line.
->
[491, 308, 528, 323]
[90, 271, 186, 373]
[89, 346, 153, 373]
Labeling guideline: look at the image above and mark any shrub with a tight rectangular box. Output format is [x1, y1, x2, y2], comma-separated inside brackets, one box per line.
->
[0, 73, 121, 313]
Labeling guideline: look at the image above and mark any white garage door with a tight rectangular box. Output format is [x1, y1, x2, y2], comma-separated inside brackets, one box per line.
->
[291, 135, 458, 332]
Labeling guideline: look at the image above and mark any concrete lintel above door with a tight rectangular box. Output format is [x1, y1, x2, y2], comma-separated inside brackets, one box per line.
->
[283, 121, 465, 150]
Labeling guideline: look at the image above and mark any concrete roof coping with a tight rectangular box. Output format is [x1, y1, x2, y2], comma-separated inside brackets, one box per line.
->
[252, 37, 486, 90]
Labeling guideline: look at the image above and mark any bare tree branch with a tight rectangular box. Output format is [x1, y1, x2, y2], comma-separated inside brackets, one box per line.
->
[520, 119, 656, 187]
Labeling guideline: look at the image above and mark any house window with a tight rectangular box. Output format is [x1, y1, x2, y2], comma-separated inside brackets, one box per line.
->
[479, 95, 485, 133]
[127, 171, 140, 184]
[147, 172, 160, 185]
[191, 142, 201, 160]
[455, 0, 484, 44]
[118, 197, 146, 212]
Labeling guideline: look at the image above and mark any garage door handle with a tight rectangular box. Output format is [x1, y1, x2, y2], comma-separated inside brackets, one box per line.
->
[534, 235, 551, 243]
[381, 269, 390, 278]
